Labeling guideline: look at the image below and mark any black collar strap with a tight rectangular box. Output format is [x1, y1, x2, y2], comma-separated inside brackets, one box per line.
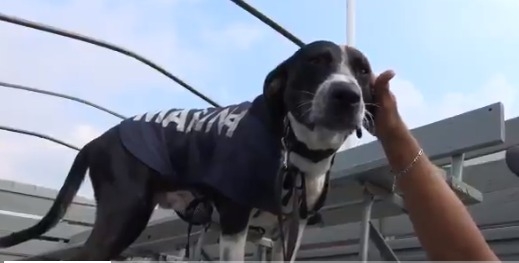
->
[285, 124, 337, 163]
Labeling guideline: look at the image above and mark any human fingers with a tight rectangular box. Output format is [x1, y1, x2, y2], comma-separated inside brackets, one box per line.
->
[373, 70, 395, 95]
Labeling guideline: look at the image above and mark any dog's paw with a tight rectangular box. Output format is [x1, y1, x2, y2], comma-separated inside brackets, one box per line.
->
[307, 213, 323, 226]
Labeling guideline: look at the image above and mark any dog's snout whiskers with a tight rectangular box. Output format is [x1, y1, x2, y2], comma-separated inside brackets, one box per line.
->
[296, 100, 313, 110]
[363, 111, 375, 130]
[301, 107, 312, 120]
[298, 90, 316, 96]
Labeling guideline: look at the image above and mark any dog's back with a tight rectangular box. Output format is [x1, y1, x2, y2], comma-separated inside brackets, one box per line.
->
[118, 102, 250, 181]
[118, 96, 283, 213]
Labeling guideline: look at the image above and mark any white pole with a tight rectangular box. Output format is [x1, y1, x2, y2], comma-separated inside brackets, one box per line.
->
[346, 0, 356, 46]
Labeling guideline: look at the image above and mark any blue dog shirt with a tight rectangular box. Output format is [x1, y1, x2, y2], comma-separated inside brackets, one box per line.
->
[118, 96, 282, 214]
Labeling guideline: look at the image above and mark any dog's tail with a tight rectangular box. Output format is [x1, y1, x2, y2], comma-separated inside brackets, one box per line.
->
[0, 144, 90, 248]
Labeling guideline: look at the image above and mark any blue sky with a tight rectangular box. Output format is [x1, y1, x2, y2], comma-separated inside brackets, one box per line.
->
[109, 0, 519, 124]
[0, 0, 518, 194]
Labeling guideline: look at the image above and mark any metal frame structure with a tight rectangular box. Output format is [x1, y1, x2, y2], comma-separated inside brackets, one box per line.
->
[0, 0, 518, 261]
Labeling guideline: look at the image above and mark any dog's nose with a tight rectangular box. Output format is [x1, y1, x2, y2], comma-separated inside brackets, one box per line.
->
[329, 82, 361, 105]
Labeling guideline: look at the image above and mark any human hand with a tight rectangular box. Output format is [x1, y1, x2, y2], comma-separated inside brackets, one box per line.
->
[369, 70, 407, 140]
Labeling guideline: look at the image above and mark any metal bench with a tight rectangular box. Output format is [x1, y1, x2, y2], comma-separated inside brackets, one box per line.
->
[294, 114, 519, 261]
[0, 179, 171, 261]
[0, 179, 94, 261]
[506, 145, 519, 177]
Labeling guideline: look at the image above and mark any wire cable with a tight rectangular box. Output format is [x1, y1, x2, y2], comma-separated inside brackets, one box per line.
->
[0, 125, 80, 151]
[229, 0, 305, 47]
[0, 81, 126, 120]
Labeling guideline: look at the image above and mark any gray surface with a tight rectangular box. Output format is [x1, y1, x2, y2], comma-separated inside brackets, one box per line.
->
[182, 157, 519, 260]
[0, 213, 90, 240]
[0, 179, 171, 260]
[0, 178, 96, 224]
[0, 178, 172, 225]
[465, 115, 519, 160]
[294, 155, 519, 261]
[381, 158, 519, 237]
[0, 178, 94, 205]
[0, 228, 61, 259]
[0, 254, 22, 261]
[331, 102, 505, 190]
[0, 179, 98, 260]
[296, 225, 519, 261]
[506, 145, 519, 176]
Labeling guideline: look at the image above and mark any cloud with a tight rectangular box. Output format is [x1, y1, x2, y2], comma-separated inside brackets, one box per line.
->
[341, 72, 519, 150]
[0, 0, 267, 198]
[397, 72, 518, 128]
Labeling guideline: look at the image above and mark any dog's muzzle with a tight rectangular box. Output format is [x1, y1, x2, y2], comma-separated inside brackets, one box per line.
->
[311, 79, 364, 131]
[326, 81, 361, 113]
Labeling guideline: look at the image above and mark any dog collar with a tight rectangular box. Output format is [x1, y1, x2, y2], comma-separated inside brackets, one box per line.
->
[285, 130, 337, 163]
[282, 118, 337, 163]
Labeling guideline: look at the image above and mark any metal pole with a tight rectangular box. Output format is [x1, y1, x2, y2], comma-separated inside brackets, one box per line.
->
[346, 0, 356, 46]
[359, 191, 374, 262]
[192, 230, 206, 261]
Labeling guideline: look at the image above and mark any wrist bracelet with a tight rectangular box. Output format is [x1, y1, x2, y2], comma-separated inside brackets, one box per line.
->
[391, 148, 424, 192]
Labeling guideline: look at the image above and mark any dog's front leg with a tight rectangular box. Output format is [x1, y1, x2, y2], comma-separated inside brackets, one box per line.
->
[270, 218, 307, 263]
[218, 205, 251, 262]
[219, 227, 249, 262]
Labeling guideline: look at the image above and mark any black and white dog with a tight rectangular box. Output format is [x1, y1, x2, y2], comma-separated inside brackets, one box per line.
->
[0, 40, 376, 261]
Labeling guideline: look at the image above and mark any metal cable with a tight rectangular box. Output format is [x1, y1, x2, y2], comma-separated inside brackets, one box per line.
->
[0, 12, 220, 107]
[229, 0, 305, 47]
[0, 125, 80, 151]
[0, 81, 126, 120]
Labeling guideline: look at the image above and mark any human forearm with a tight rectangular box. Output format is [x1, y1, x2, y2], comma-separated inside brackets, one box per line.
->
[379, 126, 499, 261]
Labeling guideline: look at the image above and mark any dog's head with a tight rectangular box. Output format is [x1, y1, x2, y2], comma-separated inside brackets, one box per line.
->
[263, 40, 375, 146]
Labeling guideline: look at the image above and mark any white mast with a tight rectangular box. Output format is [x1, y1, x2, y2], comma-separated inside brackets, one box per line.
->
[346, 0, 356, 46]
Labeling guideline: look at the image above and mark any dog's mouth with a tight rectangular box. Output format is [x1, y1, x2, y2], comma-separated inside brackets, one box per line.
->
[311, 111, 363, 131]
[309, 109, 364, 133]
[307, 81, 365, 132]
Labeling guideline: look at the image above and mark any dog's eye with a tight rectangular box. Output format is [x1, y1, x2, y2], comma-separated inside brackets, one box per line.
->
[308, 56, 326, 65]
[359, 68, 370, 75]
[308, 52, 332, 66]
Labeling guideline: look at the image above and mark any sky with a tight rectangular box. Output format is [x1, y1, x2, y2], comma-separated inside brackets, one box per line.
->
[0, 0, 518, 198]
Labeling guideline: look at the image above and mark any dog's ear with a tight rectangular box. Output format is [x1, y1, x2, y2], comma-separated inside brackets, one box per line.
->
[362, 74, 377, 136]
[263, 58, 291, 112]
[362, 108, 376, 136]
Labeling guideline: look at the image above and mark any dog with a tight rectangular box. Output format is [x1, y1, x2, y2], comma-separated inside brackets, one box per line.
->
[0, 40, 376, 261]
